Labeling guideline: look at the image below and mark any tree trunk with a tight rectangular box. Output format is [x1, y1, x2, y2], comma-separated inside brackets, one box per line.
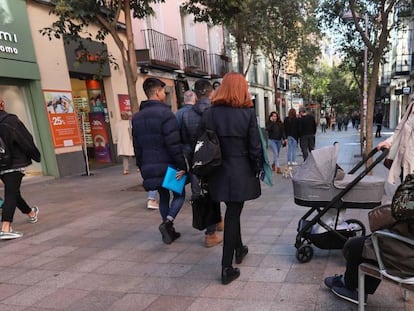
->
[124, 1, 139, 113]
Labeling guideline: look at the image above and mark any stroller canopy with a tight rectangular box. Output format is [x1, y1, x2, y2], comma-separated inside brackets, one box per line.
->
[293, 144, 338, 186]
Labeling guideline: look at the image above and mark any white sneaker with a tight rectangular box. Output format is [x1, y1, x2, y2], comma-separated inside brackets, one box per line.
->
[288, 161, 291, 165]
[0, 227, 23, 240]
[147, 199, 159, 210]
[292, 162, 298, 166]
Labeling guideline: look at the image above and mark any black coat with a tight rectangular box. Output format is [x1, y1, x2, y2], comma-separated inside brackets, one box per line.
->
[0, 111, 40, 170]
[132, 100, 186, 191]
[284, 116, 300, 140]
[200, 105, 262, 202]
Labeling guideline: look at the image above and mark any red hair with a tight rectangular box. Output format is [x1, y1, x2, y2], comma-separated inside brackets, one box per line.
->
[212, 72, 253, 108]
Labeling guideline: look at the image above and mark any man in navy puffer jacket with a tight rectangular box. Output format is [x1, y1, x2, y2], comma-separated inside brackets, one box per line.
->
[132, 78, 187, 244]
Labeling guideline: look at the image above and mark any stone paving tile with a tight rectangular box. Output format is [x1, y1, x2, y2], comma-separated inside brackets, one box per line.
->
[0, 129, 412, 310]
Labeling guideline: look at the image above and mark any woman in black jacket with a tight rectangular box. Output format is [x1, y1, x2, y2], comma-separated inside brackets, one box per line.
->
[199, 72, 262, 285]
[0, 98, 41, 240]
[283, 108, 300, 165]
[266, 111, 285, 173]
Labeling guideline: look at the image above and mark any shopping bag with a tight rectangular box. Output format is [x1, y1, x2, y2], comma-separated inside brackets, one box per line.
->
[162, 166, 187, 194]
[192, 190, 221, 230]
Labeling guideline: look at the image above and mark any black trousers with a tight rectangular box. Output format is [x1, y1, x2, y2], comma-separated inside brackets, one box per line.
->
[299, 135, 315, 161]
[0, 171, 32, 223]
[222, 201, 244, 267]
[343, 236, 381, 294]
[376, 124, 382, 137]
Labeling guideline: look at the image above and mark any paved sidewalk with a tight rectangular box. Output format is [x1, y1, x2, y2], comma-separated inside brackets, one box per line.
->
[0, 127, 412, 311]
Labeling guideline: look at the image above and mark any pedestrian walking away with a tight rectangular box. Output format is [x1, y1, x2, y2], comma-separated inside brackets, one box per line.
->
[0, 97, 41, 240]
[115, 111, 135, 175]
[180, 79, 223, 248]
[132, 78, 187, 245]
[198, 72, 262, 285]
[298, 106, 317, 162]
[284, 108, 300, 166]
[375, 110, 383, 138]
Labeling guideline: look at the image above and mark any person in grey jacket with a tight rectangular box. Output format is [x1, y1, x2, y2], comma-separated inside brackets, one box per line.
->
[0, 97, 41, 240]
[198, 72, 262, 285]
[180, 79, 223, 248]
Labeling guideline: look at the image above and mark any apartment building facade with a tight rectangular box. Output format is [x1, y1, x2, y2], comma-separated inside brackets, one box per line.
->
[0, 0, 276, 178]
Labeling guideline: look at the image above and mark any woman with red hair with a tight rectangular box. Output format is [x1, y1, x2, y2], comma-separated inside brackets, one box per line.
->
[199, 72, 263, 284]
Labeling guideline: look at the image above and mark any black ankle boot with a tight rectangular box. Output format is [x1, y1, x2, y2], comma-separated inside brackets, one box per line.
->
[235, 245, 248, 264]
[221, 266, 240, 285]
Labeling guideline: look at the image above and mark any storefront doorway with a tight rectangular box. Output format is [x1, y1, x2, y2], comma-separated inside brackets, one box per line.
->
[70, 78, 115, 170]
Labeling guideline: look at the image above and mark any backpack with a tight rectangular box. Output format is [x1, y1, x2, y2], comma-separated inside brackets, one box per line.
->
[191, 108, 222, 177]
[391, 174, 414, 221]
[0, 114, 12, 169]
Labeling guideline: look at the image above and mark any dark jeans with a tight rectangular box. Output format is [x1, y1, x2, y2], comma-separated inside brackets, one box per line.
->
[158, 187, 185, 223]
[299, 134, 315, 161]
[343, 236, 381, 294]
[0, 171, 32, 223]
[376, 124, 382, 137]
[222, 201, 244, 267]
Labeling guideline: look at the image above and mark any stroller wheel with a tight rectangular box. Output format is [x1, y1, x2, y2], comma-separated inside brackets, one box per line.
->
[344, 219, 366, 236]
[296, 245, 313, 263]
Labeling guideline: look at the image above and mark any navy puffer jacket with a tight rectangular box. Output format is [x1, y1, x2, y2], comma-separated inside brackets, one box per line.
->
[132, 100, 186, 191]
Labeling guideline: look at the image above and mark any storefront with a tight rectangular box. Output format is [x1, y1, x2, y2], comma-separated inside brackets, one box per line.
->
[0, 0, 56, 177]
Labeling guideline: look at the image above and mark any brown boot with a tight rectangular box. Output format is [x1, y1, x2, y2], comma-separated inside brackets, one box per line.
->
[205, 232, 223, 248]
[276, 167, 282, 174]
[216, 217, 224, 232]
[271, 164, 276, 171]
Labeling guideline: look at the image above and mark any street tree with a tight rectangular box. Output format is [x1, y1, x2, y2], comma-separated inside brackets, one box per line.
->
[40, 0, 164, 113]
[318, 0, 408, 158]
[258, 0, 321, 113]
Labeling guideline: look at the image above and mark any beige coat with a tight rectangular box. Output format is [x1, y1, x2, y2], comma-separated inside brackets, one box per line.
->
[385, 102, 414, 185]
[115, 120, 134, 156]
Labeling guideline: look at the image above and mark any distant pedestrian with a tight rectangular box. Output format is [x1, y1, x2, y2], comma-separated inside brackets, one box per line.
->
[375, 110, 383, 137]
[266, 111, 285, 173]
[176, 90, 196, 128]
[115, 112, 134, 175]
[298, 107, 317, 161]
[132, 78, 187, 244]
[319, 115, 327, 133]
[198, 72, 262, 285]
[0, 97, 41, 240]
[284, 108, 300, 165]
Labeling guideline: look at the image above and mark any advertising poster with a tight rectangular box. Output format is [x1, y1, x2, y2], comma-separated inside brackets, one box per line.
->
[43, 90, 82, 148]
[89, 111, 111, 163]
[118, 94, 131, 116]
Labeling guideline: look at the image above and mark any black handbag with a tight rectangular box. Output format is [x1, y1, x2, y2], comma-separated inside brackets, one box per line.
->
[191, 189, 221, 231]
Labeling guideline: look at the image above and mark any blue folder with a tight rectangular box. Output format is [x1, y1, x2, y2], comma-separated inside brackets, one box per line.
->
[162, 166, 187, 194]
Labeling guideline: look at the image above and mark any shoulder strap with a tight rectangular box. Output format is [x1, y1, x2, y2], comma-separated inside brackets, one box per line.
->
[0, 113, 10, 123]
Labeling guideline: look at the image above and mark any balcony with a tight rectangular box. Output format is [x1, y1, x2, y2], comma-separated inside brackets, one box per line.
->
[136, 29, 180, 71]
[182, 44, 208, 76]
[209, 53, 231, 78]
[391, 53, 411, 78]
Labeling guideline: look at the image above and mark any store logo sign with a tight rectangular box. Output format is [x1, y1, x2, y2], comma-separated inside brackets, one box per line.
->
[0, 30, 18, 55]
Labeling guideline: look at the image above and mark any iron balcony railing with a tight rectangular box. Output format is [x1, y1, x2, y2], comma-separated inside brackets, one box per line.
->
[136, 29, 180, 70]
[209, 53, 231, 78]
[182, 44, 208, 76]
[391, 53, 411, 77]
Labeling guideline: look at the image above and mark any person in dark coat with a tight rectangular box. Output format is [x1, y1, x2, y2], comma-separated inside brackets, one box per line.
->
[375, 110, 383, 137]
[298, 107, 317, 161]
[0, 97, 41, 240]
[283, 108, 300, 165]
[198, 72, 262, 285]
[180, 79, 223, 248]
[132, 78, 187, 245]
[266, 111, 285, 173]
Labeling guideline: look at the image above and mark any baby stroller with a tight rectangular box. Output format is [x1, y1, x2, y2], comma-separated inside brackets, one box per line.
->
[292, 143, 388, 263]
